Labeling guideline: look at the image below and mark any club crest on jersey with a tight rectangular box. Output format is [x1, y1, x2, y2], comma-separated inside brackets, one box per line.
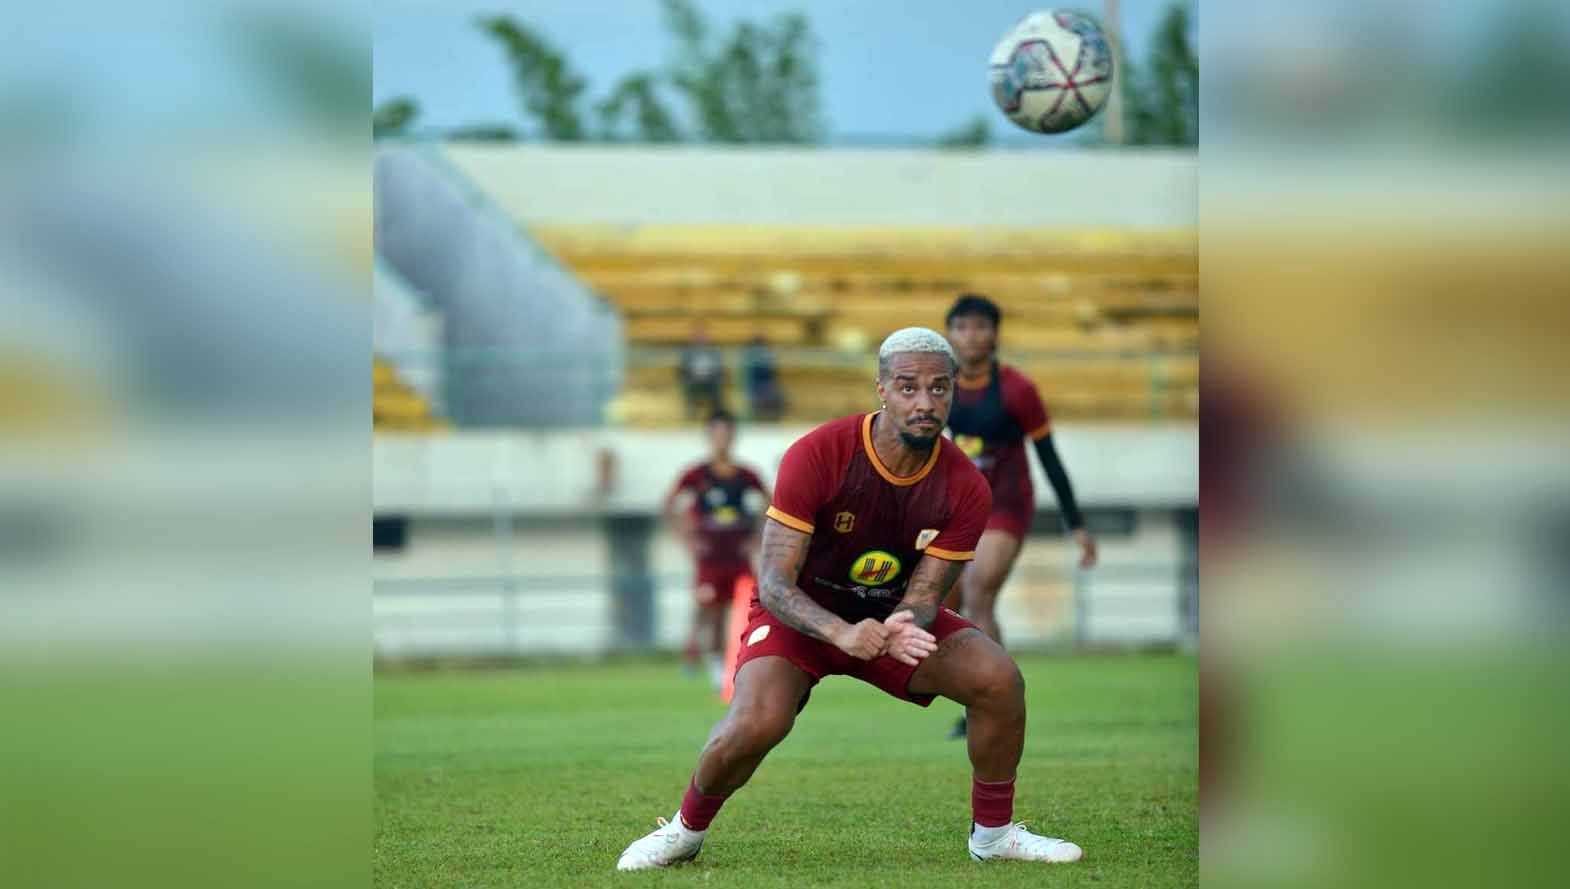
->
[849, 550, 902, 586]
[915, 529, 940, 551]
[833, 511, 855, 533]
[711, 505, 740, 526]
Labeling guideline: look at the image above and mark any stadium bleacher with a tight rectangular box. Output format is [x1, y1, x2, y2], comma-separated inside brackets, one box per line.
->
[373, 357, 449, 432]
[534, 225, 1197, 426]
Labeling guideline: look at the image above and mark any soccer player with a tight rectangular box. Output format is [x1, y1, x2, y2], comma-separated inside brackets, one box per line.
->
[943, 294, 1096, 739]
[664, 410, 770, 690]
[617, 328, 1083, 869]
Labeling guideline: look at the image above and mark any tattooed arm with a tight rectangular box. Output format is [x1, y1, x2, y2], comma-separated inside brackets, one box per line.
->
[891, 556, 965, 629]
[758, 518, 886, 660]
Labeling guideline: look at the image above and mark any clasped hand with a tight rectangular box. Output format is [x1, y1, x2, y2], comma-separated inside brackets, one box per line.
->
[833, 610, 938, 665]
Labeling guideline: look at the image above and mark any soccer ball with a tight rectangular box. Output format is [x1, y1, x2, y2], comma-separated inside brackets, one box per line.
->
[989, 9, 1115, 135]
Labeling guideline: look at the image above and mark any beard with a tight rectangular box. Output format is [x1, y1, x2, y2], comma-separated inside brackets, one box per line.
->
[898, 430, 940, 451]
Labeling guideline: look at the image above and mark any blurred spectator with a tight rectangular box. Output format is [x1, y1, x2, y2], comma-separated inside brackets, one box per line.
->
[744, 333, 785, 421]
[679, 323, 726, 420]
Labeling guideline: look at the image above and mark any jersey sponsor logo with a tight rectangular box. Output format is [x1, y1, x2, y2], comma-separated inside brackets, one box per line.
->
[915, 528, 940, 551]
[747, 624, 770, 646]
[833, 511, 855, 533]
[848, 550, 902, 586]
[710, 505, 740, 526]
[811, 575, 905, 599]
[954, 434, 985, 459]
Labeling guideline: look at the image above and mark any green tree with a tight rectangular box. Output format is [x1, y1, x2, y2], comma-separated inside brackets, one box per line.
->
[478, 16, 588, 141]
[660, 0, 822, 143]
[373, 97, 420, 140]
[936, 115, 990, 149]
[447, 123, 520, 142]
[1124, 3, 1198, 146]
[596, 74, 681, 143]
[469, 2, 821, 145]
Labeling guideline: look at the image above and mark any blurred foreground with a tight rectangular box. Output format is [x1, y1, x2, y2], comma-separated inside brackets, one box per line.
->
[1202, 3, 1570, 888]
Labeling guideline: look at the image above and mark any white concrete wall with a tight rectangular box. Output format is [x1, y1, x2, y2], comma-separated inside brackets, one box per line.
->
[372, 512, 1185, 658]
[373, 259, 446, 411]
[373, 424, 1194, 657]
[443, 144, 1196, 227]
[373, 422, 1197, 516]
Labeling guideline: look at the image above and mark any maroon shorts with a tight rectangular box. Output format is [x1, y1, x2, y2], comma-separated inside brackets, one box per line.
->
[695, 563, 752, 608]
[984, 507, 1033, 538]
[985, 481, 1034, 539]
[733, 604, 980, 707]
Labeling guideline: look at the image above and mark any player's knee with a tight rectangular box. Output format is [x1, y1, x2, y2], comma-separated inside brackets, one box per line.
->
[713, 706, 792, 757]
[972, 661, 1026, 712]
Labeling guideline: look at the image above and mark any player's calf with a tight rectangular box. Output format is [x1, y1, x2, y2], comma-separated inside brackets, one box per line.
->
[696, 705, 794, 794]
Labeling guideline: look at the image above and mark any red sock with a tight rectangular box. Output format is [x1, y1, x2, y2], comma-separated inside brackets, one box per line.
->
[972, 775, 1016, 828]
[679, 776, 730, 831]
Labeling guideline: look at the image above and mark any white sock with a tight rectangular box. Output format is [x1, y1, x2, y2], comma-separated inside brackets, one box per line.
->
[972, 822, 1012, 845]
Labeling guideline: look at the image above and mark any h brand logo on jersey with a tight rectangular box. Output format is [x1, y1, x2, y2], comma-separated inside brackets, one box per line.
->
[915, 529, 940, 551]
[833, 511, 855, 533]
[849, 550, 902, 587]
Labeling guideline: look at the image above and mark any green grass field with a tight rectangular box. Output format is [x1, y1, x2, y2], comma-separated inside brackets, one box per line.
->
[376, 653, 1197, 888]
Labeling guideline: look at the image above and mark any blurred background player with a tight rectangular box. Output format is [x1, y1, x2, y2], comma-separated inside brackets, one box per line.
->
[744, 333, 785, 422]
[679, 322, 726, 420]
[664, 410, 769, 689]
[943, 294, 1097, 739]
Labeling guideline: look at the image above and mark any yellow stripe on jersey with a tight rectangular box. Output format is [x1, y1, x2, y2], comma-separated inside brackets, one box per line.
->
[924, 545, 975, 562]
[765, 506, 815, 534]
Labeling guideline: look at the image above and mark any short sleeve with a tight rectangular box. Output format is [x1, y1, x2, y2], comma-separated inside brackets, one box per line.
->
[1004, 370, 1052, 441]
[766, 437, 832, 534]
[923, 471, 992, 562]
[668, 466, 702, 500]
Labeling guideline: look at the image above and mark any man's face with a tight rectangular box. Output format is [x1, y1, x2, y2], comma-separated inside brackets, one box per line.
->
[876, 352, 954, 451]
[707, 420, 735, 457]
[946, 314, 997, 364]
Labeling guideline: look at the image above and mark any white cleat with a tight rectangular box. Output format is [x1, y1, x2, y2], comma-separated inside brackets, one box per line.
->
[615, 814, 705, 871]
[969, 822, 1083, 863]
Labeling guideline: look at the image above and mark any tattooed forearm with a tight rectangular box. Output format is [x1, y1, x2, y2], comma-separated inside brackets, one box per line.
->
[893, 556, 964, 628]
[758, 518, 850, 644]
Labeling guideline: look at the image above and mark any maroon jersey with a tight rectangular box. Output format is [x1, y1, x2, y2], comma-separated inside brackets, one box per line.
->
[670, 462, 768, 568]
[764, 412, 991, 622]
[947, 362, 1052, 518]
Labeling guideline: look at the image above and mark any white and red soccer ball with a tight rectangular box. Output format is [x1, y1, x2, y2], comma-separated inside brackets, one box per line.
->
[989, 9, 1115, 135]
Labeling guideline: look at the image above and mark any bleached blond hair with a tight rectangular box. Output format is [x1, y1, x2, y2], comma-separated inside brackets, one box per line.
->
[878, 327, 959, 380]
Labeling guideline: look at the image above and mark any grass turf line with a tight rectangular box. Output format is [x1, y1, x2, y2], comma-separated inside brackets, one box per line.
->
[376, 653, 1197, 888]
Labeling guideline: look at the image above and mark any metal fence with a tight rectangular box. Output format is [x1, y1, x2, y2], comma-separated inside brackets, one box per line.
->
[372, 508, 1198, 661]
